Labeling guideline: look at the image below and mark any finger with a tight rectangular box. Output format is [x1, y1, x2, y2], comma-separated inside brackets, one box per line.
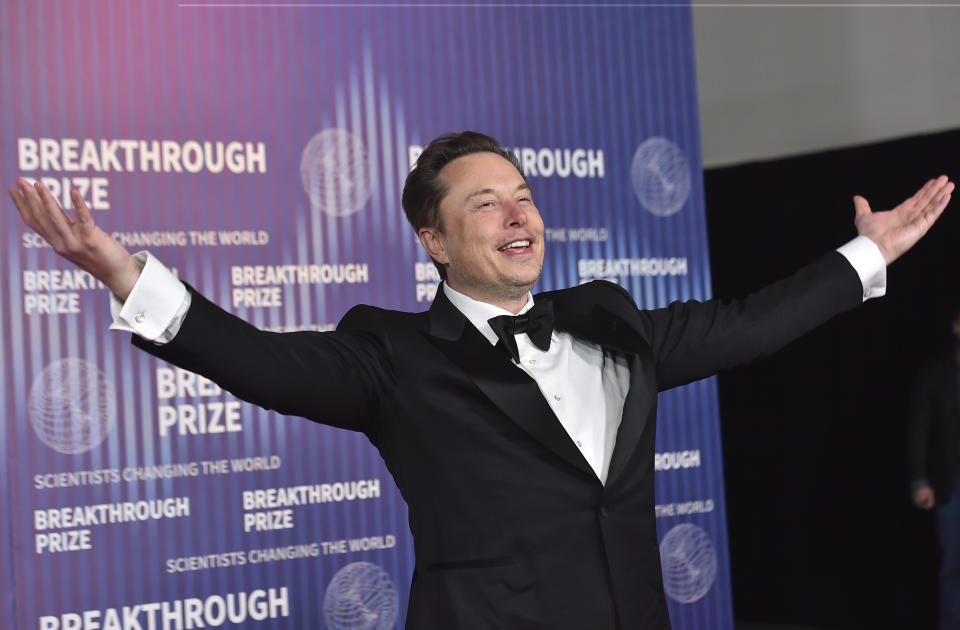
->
[912, 177, 938, 205]
[8, 185, 29, 218]
[17, 179, 58, 236]
[70, 189, 94, 227]
[921, 176, 951, 207]
[912, 175, 949, 209]
[34, 181, 77, 237]
[922, 188, 952, 224]
[8, 186, 40, 232]
[852, 195, 871, 220]
[935, 180, 956, 208]
[932, 192, 951, 222]
[31, 181, 75, 250]
[13, 178, 38, 214]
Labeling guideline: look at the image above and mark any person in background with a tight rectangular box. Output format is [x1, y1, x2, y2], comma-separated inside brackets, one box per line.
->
[909, 305, 960, 630]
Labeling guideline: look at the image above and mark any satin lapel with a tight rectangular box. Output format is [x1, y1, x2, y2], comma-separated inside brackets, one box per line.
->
[551, 290, 657, 487]
[426, 287, 595, 479]
[606, 352, 655, 485]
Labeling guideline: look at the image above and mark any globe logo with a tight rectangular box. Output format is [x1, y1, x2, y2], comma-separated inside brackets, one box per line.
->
[323, 561, 398, 630]
[659, 522, 717, 604]
[28, 358, 117, 455]
[630, 137, 691, 217]
[300, 128, 372, 218]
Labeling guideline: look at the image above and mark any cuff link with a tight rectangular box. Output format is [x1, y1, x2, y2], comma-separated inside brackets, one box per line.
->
[134, 312, 146, 323]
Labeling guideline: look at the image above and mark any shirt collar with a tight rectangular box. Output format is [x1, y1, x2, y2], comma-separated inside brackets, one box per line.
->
[442, 282, 534, 347]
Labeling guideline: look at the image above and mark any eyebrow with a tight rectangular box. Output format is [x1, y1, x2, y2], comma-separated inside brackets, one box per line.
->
[464, 183, 531, 203]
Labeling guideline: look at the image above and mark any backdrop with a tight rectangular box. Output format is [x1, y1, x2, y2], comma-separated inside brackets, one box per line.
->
[1, 1, 731, 628]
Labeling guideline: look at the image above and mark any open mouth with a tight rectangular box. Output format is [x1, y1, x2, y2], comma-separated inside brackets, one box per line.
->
[497, 239, 532, 253]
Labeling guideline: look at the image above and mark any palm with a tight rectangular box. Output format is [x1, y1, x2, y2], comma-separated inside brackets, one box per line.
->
[9, 179, 140, 298]
[854, 175, 954, 264]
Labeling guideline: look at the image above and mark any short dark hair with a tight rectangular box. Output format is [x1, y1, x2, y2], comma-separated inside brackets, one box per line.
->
[401, 131, 525, 279]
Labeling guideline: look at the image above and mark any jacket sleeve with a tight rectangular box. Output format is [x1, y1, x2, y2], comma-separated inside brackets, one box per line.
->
[632, 251, 864, 390]
[132, 284, 392, 438]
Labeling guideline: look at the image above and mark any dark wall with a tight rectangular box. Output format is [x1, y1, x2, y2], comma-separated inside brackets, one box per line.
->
[704, 129, 960, 629]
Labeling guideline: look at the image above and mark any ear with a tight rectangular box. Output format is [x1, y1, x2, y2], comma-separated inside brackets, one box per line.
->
[418, 226, 450, 265]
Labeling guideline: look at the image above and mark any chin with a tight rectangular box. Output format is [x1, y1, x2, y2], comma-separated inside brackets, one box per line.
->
[506, 269, 543, 290]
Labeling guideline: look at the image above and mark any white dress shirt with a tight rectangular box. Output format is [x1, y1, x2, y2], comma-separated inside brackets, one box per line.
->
[443, 283, 631, 484]
[109, 236, 888, 484]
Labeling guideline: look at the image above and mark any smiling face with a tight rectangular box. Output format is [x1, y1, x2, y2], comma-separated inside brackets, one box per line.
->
[417, 152, 545, 312]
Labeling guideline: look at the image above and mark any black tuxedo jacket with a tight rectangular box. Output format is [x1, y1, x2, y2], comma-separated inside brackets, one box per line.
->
[134, 251, 862, 629]
[907, 354, 960, 500]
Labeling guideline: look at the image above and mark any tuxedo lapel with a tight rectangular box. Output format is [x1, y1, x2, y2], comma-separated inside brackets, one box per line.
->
[606, 353, 654, 485]
[550, 285, 657, 487]
[426, 287, 595, 479]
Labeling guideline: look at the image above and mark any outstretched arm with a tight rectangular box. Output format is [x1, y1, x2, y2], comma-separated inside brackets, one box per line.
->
[647, 176, 953, 389]
[8, 178, 141, 299]
[854, 175, 954, 265]
[9, 178, 389, 434]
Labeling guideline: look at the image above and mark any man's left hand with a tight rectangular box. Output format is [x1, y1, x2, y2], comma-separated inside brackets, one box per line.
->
[854, 175, 954, 265]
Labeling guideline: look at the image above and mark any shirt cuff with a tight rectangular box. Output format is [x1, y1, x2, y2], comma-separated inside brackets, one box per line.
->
[108, 251, 191, 344]
[836, 235, 887, 301]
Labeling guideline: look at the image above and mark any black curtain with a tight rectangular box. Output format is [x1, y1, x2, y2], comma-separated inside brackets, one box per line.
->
[704, 128, 960, 629]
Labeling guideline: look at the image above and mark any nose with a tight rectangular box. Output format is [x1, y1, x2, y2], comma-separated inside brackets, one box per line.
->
[503, 198, 527, 227]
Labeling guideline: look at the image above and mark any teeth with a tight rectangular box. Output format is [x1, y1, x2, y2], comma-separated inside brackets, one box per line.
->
[500, 240, 530, 250]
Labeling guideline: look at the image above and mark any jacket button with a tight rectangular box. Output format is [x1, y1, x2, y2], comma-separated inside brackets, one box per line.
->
[599, 505, 609, 518]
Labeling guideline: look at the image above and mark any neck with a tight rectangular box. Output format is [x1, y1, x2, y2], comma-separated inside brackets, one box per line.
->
[445, 280, 531, 314]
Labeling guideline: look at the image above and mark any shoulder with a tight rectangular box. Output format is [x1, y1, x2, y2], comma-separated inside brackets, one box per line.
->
[541, 280, 641, 325]
[337, 303, 424, 334]
[541, 280, 637, 309]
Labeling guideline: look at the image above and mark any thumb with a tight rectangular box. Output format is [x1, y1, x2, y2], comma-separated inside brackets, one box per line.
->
[853, 195, 871, 220]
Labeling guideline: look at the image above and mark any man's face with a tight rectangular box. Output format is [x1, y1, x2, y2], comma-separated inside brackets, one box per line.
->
[419, 152, 545, 308]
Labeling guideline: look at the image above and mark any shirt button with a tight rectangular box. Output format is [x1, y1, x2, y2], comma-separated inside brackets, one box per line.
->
[553, 394, 561, 401]
[134, 312, 146, 323]
[528, 359, 537, 365]
[576, 440, 583, 448]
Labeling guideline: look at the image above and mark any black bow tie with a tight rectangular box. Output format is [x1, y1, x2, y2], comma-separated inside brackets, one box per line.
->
[487, 298, 555, 363]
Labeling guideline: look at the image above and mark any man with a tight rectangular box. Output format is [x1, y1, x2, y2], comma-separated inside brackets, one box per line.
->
[908, 307, 960, 630]
[10, 131, 954, 629]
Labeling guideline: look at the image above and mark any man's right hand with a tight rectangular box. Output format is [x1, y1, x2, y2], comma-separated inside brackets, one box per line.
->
[9, 179, 141, 300]
[913, 485, 935, 510]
